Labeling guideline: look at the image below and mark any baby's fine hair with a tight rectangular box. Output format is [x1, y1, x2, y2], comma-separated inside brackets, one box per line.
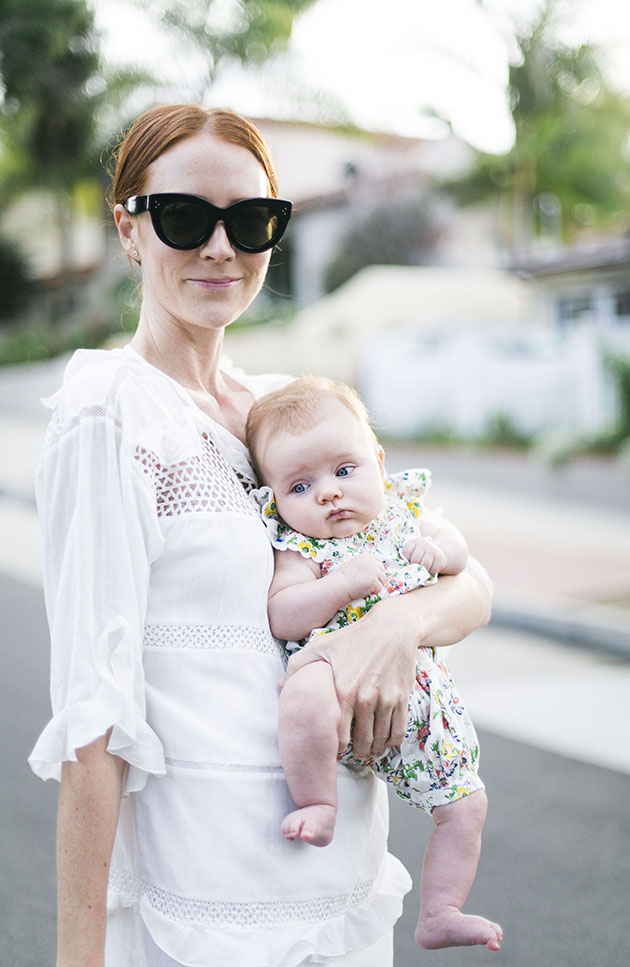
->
[246, 376, 377, 482]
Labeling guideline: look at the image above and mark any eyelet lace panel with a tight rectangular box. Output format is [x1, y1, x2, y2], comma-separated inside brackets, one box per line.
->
[135, 433, 256, 517]
[109, 866, 382, 927]
[144, 624, 283, 657]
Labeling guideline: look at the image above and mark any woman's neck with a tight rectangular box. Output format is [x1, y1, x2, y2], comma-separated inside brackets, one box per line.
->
[130, 311, 253, 442]
[130, 313, 225, 397]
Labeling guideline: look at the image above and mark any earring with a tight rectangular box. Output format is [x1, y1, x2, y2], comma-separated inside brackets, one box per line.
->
[133, 249, 139, 258]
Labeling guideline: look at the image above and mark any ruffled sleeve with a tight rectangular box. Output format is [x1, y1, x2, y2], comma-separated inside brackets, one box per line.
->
[250, 485, 338, 563]
[28, 388, 166, 795]
[383, 467, 431, 516]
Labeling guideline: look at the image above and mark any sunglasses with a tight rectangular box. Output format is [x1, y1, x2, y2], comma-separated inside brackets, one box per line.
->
[124, 193, 292, 253]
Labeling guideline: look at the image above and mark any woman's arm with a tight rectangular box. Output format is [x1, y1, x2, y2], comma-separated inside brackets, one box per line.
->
[56, 732, 124, 967]
[282, 569, 491, 760]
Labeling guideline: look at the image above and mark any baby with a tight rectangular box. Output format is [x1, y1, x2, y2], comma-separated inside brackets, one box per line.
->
[246, 376, 502, 952]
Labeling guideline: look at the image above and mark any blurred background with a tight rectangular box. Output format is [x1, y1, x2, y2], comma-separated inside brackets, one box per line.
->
[1, 1, 629, 965]
[2, 0, 630, 461]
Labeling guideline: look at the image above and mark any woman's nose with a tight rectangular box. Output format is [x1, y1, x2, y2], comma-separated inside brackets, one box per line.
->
[199, 221, 235, 259]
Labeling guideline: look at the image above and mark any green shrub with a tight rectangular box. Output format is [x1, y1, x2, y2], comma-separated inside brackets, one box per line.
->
[0, 236, 34, 322]
[604, 350, 630, 441]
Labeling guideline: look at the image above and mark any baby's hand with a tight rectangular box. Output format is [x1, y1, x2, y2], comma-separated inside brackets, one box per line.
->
[341, 554, 387, 600]
[402, 536, 447, 574]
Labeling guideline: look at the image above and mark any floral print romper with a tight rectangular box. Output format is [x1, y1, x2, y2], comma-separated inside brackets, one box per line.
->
[254, 469, 484, 813]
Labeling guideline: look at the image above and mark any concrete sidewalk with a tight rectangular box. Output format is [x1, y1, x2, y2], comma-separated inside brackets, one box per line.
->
[2, 357, 629, 787]
[1, 357, 629, 655]
[387, 443, 630, 657]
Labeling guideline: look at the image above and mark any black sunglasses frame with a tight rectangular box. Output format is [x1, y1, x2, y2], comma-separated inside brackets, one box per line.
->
[124, 193, 292, 253]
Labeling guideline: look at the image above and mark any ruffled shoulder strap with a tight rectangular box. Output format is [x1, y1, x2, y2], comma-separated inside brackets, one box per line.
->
[41, 346, 205, 467]
[383, 468, 431, 518]
[250, 486, 335, 562]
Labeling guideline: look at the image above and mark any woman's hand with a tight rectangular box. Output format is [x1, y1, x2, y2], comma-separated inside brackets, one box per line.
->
[282, 570, 491, 759]
[285, 595, 420, 759]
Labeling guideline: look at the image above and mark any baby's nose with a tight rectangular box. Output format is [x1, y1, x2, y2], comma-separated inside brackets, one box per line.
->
[318, 478, 342, 502]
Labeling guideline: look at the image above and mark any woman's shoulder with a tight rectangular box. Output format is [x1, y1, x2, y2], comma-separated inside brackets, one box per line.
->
[45, 345, 163, 412]
[42, 345, 199, 462]
[220, 356, 294, 400]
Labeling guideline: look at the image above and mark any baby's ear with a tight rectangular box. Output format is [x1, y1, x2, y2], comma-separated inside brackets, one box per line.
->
[376, 444, 386, 477]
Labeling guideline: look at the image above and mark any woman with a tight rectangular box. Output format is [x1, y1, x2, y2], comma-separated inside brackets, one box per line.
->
[29, 104, 491, 967]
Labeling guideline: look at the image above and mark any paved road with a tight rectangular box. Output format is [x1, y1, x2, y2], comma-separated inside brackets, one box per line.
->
[2, 354, 629, 965]
[3, 572, 630, 967]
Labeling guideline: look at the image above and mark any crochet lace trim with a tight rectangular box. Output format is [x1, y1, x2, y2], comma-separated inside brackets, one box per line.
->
[109, 866, 380, 927]
[143, 624, 282, 656]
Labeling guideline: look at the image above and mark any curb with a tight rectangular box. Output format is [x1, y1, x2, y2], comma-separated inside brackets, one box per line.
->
[491, 595, 630, 660]
[1, 482, 628, 661]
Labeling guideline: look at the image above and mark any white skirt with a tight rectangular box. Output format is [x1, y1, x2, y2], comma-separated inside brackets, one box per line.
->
[142, 922, 394, 966]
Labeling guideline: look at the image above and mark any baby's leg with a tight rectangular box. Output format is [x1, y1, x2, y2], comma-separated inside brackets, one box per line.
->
[415, 791, 503, 951]
[278, 660, 340, 847]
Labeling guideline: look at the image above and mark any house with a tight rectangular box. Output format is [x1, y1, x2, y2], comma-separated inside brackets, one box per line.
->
[253, 118, 477, 306]
[513, 232, 630, 346]
[223, 263, 532, 382]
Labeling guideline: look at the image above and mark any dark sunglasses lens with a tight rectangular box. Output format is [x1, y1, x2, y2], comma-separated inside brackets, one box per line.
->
[231, 205, 280, 250]
[159, 199, 211, 248]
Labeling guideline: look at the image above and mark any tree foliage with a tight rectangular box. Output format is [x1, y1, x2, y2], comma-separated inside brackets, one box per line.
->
[323, 189, 444, 293]
[133, 0, 319, 92]
[0, 0, 155, 322]
[0, 235, 32, 319]
[444, 1, 630, 246]
[0, 0, 103, 193]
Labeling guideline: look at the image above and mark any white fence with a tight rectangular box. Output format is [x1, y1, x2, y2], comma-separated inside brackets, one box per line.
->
[359, 324, 628, 439]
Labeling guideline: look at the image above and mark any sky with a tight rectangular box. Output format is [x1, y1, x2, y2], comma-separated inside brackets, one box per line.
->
[93, 0, 630, 154]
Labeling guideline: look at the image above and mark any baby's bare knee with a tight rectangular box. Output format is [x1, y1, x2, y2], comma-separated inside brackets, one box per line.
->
[280, 663, 339, 735]
[433, 789, 488, 831]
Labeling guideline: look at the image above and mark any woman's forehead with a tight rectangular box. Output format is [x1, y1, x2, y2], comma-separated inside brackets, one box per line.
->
[143, 131, 269, 198]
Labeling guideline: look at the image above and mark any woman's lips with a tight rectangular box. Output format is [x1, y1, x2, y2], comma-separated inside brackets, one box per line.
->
[189, 277, 239, 289]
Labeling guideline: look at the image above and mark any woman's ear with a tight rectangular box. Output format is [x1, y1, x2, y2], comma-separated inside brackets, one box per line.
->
[114, 203, 140, 262]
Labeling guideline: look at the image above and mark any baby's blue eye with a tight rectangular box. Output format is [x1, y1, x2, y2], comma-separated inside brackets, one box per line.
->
[291, 482, 309, 494]
[336, 466, 352, 477]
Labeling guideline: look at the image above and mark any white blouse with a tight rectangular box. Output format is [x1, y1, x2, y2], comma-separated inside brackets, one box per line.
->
[29, 345, 411, 967]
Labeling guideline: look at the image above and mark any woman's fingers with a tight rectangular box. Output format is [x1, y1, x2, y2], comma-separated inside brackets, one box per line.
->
[348, 683, 378, 758]
[387, 695, 408, 750]
[281, 608, 416, 759]
[335, 689, 354, 755]
[367, 689, 407, 758]
[349, 686, 405, 759]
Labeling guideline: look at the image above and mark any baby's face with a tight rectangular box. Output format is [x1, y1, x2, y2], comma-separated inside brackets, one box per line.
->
[257, 398, 386, 539]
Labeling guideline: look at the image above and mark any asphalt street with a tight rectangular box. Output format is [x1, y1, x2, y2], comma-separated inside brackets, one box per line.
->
[1, 355, 629, 966]
[3, 571, 630, 967]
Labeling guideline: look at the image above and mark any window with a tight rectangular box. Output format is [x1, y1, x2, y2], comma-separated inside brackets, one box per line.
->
[614, 289, 630, 319]
[557, 295, 594, 324]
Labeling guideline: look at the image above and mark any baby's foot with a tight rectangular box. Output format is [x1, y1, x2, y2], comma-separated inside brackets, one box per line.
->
[415, 909, 503, 951]
[281, 804, 337, 847]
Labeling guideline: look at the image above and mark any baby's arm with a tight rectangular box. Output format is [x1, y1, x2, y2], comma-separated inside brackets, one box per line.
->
[268, 550, 387, 641]
[403, 516, 469, 576]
